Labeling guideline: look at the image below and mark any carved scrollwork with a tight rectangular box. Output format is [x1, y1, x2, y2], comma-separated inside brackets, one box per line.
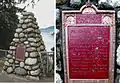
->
[82, 7, 96, 14]
[65, 15, 76, 26]
[102, 15, 112, 25]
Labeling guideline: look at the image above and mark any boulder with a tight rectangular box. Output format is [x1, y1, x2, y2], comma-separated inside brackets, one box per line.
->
[17, 24, 22, 28]
[32, 64, 40, 70]
[30, 69, 40, 76]
[19, 20, 24, 24]
[28, 16, 34, 20]
[8, 59, 14, 64]
[24, 19, 32, 23]
[26, 47, 36, 52]
[24, 66, 32, 70]
[19, 33, 24, 37]
[14, 33, 19, 37]
[22, 12, 34, 16]
[56, 0, 67, 4]
[24, 41, 29, 45]
[40, 45, 45, 51]
[4, 61, 10, 66]
[20, 38, 26, 42]
[22, 24, 27, 29]
[15, 67, 27, 75]
[7, 67, 13, 73]
[29, 52, 38, 57]
[16, 28, 23, 33]
[26, 76, 39, 80]
[30, 43, 37, 47]
[28, 38, 35, 42]
[6, 54, 12, 58]
[25, 52, 29, 57]
[13, 38, 19, 43]
[26, 28, 34, 32]
[10, 46, 16, 50]
[25, 58, 37, 65]
[15, 60, 19, 64]
[20, 62, 25, 68]
[56, 73, 63, 83]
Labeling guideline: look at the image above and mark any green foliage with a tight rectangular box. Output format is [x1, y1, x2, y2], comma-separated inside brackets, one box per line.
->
[0, 0, 39, 49]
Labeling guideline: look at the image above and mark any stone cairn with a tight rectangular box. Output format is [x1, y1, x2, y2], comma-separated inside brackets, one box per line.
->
[3, 12, 47, 80]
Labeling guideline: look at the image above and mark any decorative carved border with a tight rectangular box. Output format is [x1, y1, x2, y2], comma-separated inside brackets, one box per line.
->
[62, 4, 115, 83]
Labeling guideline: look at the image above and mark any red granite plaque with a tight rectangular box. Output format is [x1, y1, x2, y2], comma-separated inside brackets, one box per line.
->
[62, 3, 115, 83]
[16, 45, 25, 61]
[68, 26, 110, 79]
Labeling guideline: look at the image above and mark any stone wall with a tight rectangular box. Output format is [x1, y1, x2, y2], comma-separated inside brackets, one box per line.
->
[3, 12, 47, 80]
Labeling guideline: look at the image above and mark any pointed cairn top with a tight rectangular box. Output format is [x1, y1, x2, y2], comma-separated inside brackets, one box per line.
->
[86, 0, 92, 6]
[87, 0, 90, 3]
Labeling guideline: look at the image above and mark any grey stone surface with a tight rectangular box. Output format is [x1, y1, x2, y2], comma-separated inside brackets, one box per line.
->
[28, 33, 35, 37]
[15, 67, 27, 75]
[17, 24, 22, 28]
[32, 64, 40, 70]
[24, 66, 32, 70]
[22, 12, 34, 16]
[25, 52, 29, 57]
[12, 51, 15, 56]
[26, 76, 39, 80]
[26, 44, 30, 48]
[70, 0, 81, 5]
[30, 43, 37, 47]
[22, 24, 27, 29]
[14, 33, 19, 37]
[20, 62, 25, 68]
[26, 28, 34, 32]
[4, 61, 10, 66]
[25, 58, 37, 65]
[56, 9, 60, 20]
[56, 73, 63, 83]
[13, 38, 19, 42]
[40, 45, 45, 50]
[30, 69, 40, 76]
[28, 38, 35, 42]
[24, 19, 32, 23]
[7, 67, 13, 73]
[19, 33, 24, 37]
[19, 20, 24, 24]
[27, 23, 33, 27]
[15, 60, 19, 64]
[4, 12, 47, 78]
[20, 38, 26, 42]
[8, 59, 14, 64]
[29, 52, 38, 57]
[26, 47, 36, 52]
[24, 41, 29, 45]
[10, 46, 16, 50]
[28, 15, 34, 19]
[16, 28, 23, 33]
[56, 0, 67, 4]
[117, 45, 120, 66]
[6, 54, 12, 58]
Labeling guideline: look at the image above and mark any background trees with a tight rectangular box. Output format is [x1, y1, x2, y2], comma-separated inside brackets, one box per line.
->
[0, 0, 39, 49]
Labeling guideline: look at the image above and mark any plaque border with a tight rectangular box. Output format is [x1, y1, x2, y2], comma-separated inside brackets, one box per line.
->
[15, 44, 25, 61]
[66, 25, 110, 80]
[62, 4, 115, 83]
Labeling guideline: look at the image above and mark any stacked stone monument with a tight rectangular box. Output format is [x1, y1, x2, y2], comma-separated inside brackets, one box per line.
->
[3, 12, 46, 80]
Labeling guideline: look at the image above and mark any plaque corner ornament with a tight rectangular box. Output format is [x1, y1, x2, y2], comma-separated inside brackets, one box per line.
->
[65, 15, 76, 27]
[102, 16, 112, 25]
[80, 4, 98, 14]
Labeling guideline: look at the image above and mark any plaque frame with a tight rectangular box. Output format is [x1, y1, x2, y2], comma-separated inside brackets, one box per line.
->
[15, 44, 25, 61]
[62, 3, 115, 83]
